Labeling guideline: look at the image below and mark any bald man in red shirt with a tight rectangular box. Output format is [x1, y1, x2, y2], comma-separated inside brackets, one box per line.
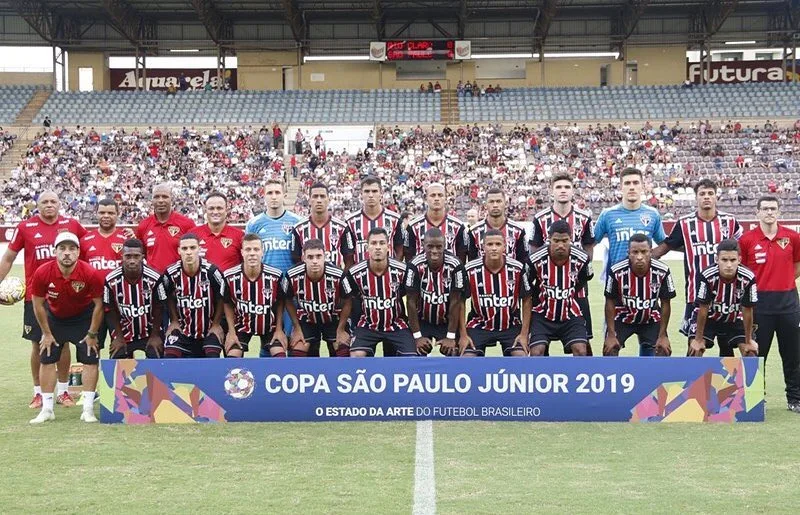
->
[134, 183, 196, 274]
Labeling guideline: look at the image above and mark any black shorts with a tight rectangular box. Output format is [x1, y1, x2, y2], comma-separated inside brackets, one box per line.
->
[110, 338, 160, 359]
[22, 301, 43, 343]
[40, 307, 103, 366]
[165, 331, 223, 358]
[689, 317, 748, 350]
[530, 313, 588, 352]
[576, 296, 593, 340]
[465, 326, 524, 356]
[351, 326, 417, 356]
[613, 320, 660, 349]
[420, 321, 455, 341]
[679, 303, 694, 337]
[234, 332, 278, 354]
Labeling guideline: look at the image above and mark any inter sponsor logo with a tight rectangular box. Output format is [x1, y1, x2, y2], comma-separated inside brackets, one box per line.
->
[478, 295, 513, 308]
[543, 285, 573, 300]
[236, 300, 272, 315]
[90, 257, 121, 270]
[613, 228, 649, 242]
[34, 245, 55, 260]
[299, 299, 331, 313]
[691, 241, 717, 255]
[363, 296, 395, 310]
[119, 304, 150, 318]
[177, 296, 207, 309]
[623, 296, 658, 311]
[262, 239, 291, 251]
[422, 291, 448, 305]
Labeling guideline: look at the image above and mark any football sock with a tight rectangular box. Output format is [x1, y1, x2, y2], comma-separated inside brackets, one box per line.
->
[82, 392, 96, 412]
[272, 351, 287, 358]
[291, 349, 308, 357]
[56, 381, 69, 396]
[42, 393, 54, 411]
[34, 385, 42, 396]
[204, 349, 221, 358]
[164, 348, 183, 358]
[335, 346, 350, 358]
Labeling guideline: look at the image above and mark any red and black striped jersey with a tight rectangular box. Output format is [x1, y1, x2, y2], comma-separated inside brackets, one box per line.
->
[530, 206, 595, 249]
[291, 215, 355, 267]
[103, 264, 166, 342]
[344, 209, 405, 263]
[664, 211, 742, 303]
[695, 264, 758, 323]
[604, 258, 677, 325]
[466, 219, 529, 263]
[404, 253, 469, 326]
[528, 245, 593, 322]
[465, 257, 532, 331]
[282, 263, 345, 325]
[342, 258, 408, 331]
[224, 264, 284, 336]
[161, 259, 225, 339]
[404, 214, 467, 258]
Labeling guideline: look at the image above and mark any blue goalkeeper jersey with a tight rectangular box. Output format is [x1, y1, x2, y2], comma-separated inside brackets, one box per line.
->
[594, 204, 666, 274]
[246, 210, 302, 272]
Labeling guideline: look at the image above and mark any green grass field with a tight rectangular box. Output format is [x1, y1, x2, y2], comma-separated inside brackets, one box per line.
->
[0, 262, 797, 514]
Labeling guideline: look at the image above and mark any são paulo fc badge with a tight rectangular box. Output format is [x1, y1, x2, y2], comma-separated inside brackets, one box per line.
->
[640, 215, 651, 227]
[221, 237, 233, 248]
[651, 282, 660, 295]
[111, 243, 123, 253]
[721, 225, 729, 238]
[282, 223, 293, 235]
[168, 226, 180, 237]
[71, 281, 85, 293]
[507, 278, 515, 291]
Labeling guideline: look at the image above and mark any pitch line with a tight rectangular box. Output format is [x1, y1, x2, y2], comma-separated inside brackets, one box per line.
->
[412, 420, 436, 515]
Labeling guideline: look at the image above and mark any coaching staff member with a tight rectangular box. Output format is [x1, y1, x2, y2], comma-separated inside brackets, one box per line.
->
[29, 232, 104, 424]
[739, 196, 800, 413]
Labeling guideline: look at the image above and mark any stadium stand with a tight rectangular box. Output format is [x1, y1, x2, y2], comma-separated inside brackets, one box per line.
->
[0, 85, 39, 124]
[31, 89, 441, 126]
[0, 128, 14, 161]
[458, 83, 800, 122]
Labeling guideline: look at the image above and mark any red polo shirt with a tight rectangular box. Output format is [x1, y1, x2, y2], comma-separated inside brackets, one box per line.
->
[31, 260, 103, 319]
[739, 224, 800, 314]
[136, 211, 196, 273]
[194, 223, 244, 273]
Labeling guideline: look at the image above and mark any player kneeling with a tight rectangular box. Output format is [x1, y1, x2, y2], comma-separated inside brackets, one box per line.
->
[460, 229, 532, 356]
[405, 228, 469, 356]
[604, 234, 676, 356]
[688, 239, 759, 357]
[161, 234, 226, 358]
[282, 239, 350, 357]
[528, 221, 592, 356]
[224, 233, 288, 357]
[104, 239, 166, 359]
[30, 233, 104, 423]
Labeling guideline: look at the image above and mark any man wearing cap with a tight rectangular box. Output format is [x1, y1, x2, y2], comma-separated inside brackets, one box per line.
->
[29, 232, 104, 424]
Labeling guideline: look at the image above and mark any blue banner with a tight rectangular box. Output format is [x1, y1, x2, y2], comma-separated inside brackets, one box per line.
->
[98, 357, 765, 424]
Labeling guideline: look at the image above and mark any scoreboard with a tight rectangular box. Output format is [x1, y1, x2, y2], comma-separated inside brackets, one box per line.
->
[386, 40, 455, 61]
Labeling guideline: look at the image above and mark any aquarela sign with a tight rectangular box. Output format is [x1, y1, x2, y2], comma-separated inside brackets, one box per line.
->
[110, 68, 237, 91]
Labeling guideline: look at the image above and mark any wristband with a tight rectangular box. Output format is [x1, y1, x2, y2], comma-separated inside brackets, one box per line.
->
[413, 331, 422, 339]
[86, 331, 98, 338]
[446, 332, 456, 339]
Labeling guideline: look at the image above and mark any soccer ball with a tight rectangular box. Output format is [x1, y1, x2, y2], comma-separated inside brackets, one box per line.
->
[0, 276, 25, 305]
[223, 368, 256, 400]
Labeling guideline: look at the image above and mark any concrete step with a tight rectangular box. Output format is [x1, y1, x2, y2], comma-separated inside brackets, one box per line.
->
[14, 89, 51, 125]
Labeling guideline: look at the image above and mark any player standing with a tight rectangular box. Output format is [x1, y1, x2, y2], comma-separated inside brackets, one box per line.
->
[461, 229, 532, 357]
[29, 232, 103, 424]
[160, 234, 226, 358]
[404, 183, 468, 262]
[246, 179, 301, 357]
[345, 176, 405, 263]
[688, 240, 758, 358]
[738, 196, 800, 412]
[652, 179, 742, 355]
[604, 234, 676, 356]
[528, 221, 593, 357]
[0, 190, 86, 408]
[291, 182, 355, 270]
[341, 228, 417, 357]
[405, 229, 469, 356]
[223, 234, 287, 357]
[466, 188, 528, 262]
[104, 239, 166, 359]
[135, 183, 196, 273]
[195, 192, 244, 273]
[282, 239, 350, 357]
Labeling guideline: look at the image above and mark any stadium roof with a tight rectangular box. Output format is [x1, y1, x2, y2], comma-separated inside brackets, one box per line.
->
[0, 0, 796, 55]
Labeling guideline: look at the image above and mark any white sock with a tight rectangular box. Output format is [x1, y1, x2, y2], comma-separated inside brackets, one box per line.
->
[82, 392, 96, 411]
[56, 381, 69, 396]
[42, 393, 54, 411]
[33, 385, 42, 396]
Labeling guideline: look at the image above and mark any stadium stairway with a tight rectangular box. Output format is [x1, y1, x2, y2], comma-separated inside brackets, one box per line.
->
[440, 90, 459, 125]
[14, 89, 51, 125]
[284, 154, 301, 210]
[0, 130, 32, 181]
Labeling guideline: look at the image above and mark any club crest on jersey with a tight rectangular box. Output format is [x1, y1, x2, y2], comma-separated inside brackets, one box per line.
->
[735, 289, 744, 301]
[111, 243, 123, 253]
[282, 223, 294, 235]
[507, 278, 515, 291]
[569, 270, 578, 284]
[168, 226, 180, 237]
[651, 282, 660, 295]
[778, 237, 790, 250]
[326, 287, 336, 298]
[263, 288, 272, 301]
[71, 281, 85, 293]
[200, 280, 210, 291]
[720, 225, 729, 239]
[330, 231, 339, 247]
[573, 224, 583, 240]
[640, 215, 651, 227]
[221, 238, 233, 249]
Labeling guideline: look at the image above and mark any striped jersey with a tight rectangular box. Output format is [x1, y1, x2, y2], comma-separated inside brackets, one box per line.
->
[604, 258, 677, 324]
[404, 214, 467, 258]
[530, 206, 595, 249]
[344, 208, 405, 263]
[282, 263, 345, 325]
[291, 215, 355, 267]
[342, 258, 408, 331]
[528, 246, 593, 322]
[103, 264, 166, 342]
[664, 211, 743, 303]
[466, 219, 529, 262]
[224, 264, 284, 336]
[161, 259, 226, 339]
[695, 264, 758, 323]
[465, 257, 532, 331]
[245, 210, 302, 273]
[594, 204, 666, 273]
[404, 253, 469, 326]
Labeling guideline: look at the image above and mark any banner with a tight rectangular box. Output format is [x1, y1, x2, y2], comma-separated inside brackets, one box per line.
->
[687, 60, 800, 84]
[109, 68, 237, 91]
[99, 357, 765, 424]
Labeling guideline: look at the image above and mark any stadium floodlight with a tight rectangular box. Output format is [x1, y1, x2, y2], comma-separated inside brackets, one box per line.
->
[169, 49, 200, 53]
[303, 55, 370, 62]
[724, 41, 757, 45]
